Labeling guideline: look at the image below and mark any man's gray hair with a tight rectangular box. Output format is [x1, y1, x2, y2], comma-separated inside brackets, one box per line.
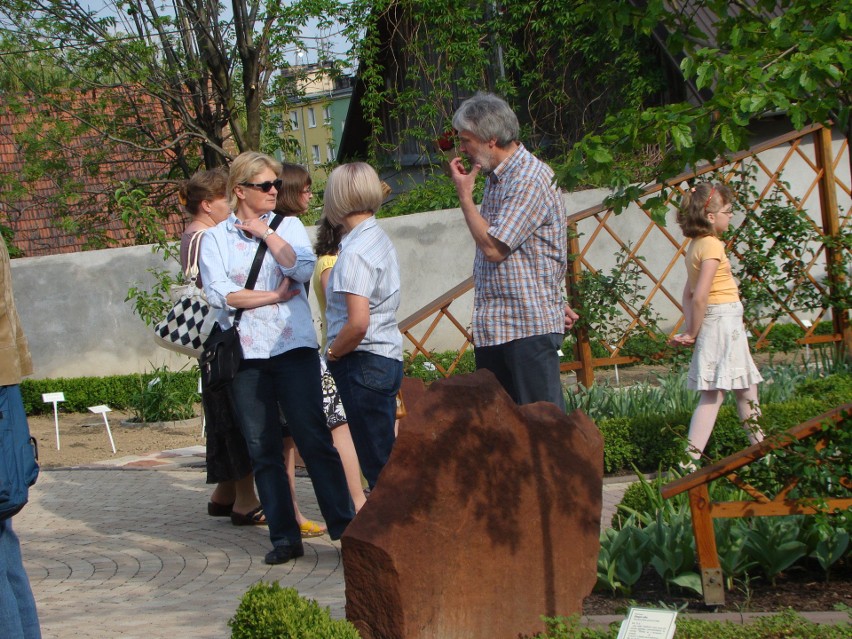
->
[452, 92, 519, 147]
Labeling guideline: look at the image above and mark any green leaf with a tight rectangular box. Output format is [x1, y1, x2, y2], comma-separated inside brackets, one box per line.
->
[670, 572, 703, 595]
[670, 124, 692, 151]
[720, 123, 738, 150]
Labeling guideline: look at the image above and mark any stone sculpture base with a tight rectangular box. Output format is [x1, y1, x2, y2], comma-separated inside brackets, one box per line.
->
[343, 370, 604, 639]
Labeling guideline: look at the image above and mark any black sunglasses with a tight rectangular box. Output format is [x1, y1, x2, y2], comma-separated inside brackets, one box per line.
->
[240, 179, 282, 193]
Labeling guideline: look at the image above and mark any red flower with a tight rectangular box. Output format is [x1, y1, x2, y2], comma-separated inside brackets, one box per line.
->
[436, 131, 455, 151]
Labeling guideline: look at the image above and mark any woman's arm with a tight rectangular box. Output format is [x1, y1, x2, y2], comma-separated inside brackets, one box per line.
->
[225, 278, 298, 309]
[326, 293, 370, 360]
[320, 266, 332, 293]
[234, 217, 297, 267]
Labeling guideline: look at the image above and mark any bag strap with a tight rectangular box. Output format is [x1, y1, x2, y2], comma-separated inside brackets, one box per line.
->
[233, 214, 283, 329]
[185, 230, 205, 283]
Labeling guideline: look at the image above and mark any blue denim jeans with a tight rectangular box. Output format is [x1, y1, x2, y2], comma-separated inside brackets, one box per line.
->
[475, 333, 566, 411]
[0, 519, 41, 639]
[230, 348, 354, 548]
[328, 352, 402, 489]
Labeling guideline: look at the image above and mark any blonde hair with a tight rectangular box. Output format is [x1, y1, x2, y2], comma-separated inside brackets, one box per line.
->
[322, 162, 384, 227]
[676, 181, 733, 238]
[178, 168, 228, 217]
[227, 152, 282, 210]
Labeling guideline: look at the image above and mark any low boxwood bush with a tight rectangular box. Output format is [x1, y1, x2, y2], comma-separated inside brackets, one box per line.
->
[598, 417, 637, 473]
[229, 582, 360, 639]
[792, 373, 852, 407]
[628, 410, 691, 471]
[20, 368, 200, 416]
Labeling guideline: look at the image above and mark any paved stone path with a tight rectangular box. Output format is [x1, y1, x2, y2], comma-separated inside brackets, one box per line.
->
[15, 453, 631, 639]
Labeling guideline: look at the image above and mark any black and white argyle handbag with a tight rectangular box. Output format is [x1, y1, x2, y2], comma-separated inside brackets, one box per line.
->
[153, 231, 212, 357]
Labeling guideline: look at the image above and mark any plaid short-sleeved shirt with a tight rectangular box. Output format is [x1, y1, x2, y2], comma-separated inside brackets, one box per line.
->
[472, 144, 567, 347]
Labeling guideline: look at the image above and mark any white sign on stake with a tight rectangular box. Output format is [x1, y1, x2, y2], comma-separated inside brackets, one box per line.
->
[616, 607, 678, 639]
[42, 392, 66, 450]
[87, 405, 116, 454]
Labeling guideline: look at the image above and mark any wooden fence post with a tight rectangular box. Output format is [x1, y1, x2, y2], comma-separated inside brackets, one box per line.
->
[688, 484, 725, 605]
[566, 225, 594, 387]
[814, 125, 852, 357]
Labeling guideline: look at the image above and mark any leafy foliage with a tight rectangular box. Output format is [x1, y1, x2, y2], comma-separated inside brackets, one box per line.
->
[20, 370, 199, 415]
[379, 173, 484, 218]
[127, 364, 200, 423]
[229, 581, 360, 639]
[554, 1, 852, 215]
[726, 166, 841, 327]
[347, 0, 665, 167]
[0, 0, 350, 252]
[572, 245, 662, 358]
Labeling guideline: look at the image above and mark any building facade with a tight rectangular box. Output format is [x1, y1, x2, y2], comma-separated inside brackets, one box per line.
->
[279, 65, 354, 182]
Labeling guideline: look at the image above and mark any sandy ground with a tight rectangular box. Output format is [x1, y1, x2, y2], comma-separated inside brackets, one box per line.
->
[27, 409, 204, 469]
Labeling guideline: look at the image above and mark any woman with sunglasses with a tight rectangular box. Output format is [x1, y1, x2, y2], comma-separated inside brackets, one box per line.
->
[200, 151, 354, 565]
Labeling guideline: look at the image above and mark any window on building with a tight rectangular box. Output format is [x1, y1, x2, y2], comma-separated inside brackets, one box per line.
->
[327, 144, 336, 162]
[307, 107, 316, 128]
[311, 145, 321, 164]
[290, 110, 299, 130]
[323, 106, 332, 124]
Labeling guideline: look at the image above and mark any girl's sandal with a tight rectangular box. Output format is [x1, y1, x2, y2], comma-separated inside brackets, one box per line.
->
[299, 520, 327, 538]
[230, 506, 267, 526]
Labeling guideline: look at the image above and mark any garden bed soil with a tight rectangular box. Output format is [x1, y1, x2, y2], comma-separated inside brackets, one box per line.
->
[28, 409, 202, 468]
[583, 560, 852, 616]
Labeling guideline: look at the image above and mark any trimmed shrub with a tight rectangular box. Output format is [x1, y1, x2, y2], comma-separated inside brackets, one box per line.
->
[20, 369, 200, 416]
[629, 410, 691, 471]
[792, 373, 852, 407]
[704, 405, 752, 460]
[229, 582, 360, 639]
[598, 417, 637, 473]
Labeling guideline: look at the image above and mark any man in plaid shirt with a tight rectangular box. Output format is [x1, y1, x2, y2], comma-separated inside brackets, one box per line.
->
[449, 92, 578, 410]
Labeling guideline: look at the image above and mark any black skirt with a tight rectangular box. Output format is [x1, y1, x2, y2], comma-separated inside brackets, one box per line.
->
[201, 383, 253, 484]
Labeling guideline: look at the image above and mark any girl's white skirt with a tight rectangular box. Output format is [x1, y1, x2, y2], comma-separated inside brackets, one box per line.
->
[687, 301, 763, 391]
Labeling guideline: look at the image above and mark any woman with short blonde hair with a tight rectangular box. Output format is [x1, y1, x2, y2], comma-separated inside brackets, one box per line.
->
[322, 162, 385, 228]
[322, 162, 402, 490]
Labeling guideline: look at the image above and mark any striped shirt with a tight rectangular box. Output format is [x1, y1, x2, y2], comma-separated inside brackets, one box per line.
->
[473, 144, 567, 346]
[326, 216, 402, 360]
[200, 212, 319, 359]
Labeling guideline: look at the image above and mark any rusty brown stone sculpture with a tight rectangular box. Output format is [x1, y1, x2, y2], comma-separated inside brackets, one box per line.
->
[342, 370, 603, 639]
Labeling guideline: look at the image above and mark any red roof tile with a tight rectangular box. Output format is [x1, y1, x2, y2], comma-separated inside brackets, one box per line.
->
[0, 88, 188, 257]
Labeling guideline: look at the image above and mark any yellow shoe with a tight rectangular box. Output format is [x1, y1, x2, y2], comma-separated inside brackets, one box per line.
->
[300, 520, 326, 538]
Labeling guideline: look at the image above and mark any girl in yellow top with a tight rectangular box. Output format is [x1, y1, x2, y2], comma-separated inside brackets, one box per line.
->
[671, 182, 764, 465]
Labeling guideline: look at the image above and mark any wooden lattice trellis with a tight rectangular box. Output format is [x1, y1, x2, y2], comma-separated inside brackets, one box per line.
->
[398, 124, 851, 385]
[660, 403, 852, 606]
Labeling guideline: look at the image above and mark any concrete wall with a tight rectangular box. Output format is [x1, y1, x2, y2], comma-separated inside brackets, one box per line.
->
[10, 207, 480, 379]
[10, 130, 849, 380]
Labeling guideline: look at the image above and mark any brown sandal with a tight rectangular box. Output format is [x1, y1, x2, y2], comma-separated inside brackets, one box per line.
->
[208, 501, 234, 517]
[230, 506, 267, 526]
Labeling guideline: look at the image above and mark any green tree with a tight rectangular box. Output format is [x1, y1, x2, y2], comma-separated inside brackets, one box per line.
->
[556, 0, 851, 219]
[0, 0, 350, 252]
[346, 0, 665, 166]
[345, 1, 848, 223]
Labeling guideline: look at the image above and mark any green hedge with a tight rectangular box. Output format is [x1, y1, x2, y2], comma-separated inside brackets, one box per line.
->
[229, 582, 359, 639]
[597, 374, 851, 475]
[20, 369, 199, 415]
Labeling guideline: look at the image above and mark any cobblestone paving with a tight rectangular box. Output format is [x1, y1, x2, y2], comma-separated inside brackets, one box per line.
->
[16, 464, 630, 639]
